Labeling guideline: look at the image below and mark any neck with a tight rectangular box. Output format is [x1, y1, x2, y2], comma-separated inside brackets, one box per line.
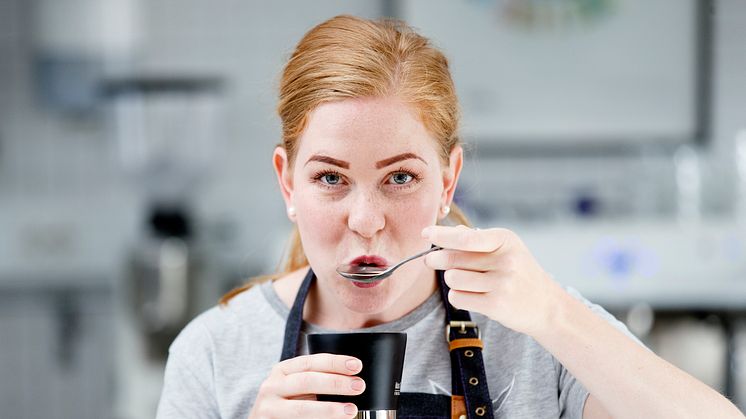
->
[304, 268, 438, 330]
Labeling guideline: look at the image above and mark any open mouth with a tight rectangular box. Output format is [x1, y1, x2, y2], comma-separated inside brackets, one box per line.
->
[348, 255, 389, 269]
[341, 255, 391, 288]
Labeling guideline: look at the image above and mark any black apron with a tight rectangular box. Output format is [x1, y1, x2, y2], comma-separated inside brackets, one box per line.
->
[279, 268, 495, 419]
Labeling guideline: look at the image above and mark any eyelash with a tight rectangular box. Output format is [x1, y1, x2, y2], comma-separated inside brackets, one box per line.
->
[311, 167, 421, 191]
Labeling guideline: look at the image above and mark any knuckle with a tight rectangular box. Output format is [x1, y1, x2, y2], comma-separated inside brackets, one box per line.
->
[258, 379, 275, 397]
[333, 375, 344, 392]
[503, 255, 519, 272]
[300, 356, 313, 372]
[493, 226, 510, 236]
[331, 354, 345, 372]
[328, 355, 339, 372]
[500, 228, 517, 245]
[446, 251, 459, 268]
[487, 228, 509, 251]
[298, 373, 313, 393]
[458, 229, 473, 246]
[285, 374, 301, 393]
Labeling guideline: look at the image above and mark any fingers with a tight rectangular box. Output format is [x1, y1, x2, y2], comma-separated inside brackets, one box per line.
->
[277, 354, 362, 377]
[422, 225, 512, 253]
[424, 248, 494, 272]
[441, 269, 496, 293]
[255, 354, 365, 419]
[448, 288, 491, 313]
[270, 354, 365, 399]
[265, 399, 358, 419]
[275, 371, 366, 398]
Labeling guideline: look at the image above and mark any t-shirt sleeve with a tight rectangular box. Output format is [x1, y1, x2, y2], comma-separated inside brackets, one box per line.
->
[156, 319, 221, 419]
[557, 286, 647, 419]
[558, 360, 590, 419]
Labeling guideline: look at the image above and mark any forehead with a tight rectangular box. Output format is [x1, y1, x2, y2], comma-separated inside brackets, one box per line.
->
[296, 97, 440, 162]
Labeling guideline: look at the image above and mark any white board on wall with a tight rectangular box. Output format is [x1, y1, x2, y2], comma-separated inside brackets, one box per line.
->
[400, 0, 702, 148]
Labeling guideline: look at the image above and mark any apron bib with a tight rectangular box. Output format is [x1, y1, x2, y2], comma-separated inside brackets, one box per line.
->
[279, 268, 495, 419]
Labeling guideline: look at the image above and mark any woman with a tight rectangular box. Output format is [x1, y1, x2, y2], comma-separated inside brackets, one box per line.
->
[156, 15, 744, 419]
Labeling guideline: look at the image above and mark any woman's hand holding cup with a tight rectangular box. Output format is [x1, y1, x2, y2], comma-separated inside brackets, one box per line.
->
[249, 354, 365, 419]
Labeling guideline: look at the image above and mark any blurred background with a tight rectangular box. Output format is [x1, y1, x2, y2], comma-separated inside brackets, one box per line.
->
[0, 0, 745, 417]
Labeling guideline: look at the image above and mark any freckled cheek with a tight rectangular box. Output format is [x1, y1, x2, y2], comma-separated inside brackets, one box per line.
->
[387, 192, 439, 234]
[294, 192, 348, 244]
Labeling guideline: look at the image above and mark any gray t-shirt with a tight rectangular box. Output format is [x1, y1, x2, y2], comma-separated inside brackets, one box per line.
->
[156, 279, 638, 419]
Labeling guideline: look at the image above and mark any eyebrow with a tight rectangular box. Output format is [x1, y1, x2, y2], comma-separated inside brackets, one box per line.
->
[304, 155, 350, 169]
[375, 152, 427, 169]
[304, 152, 427, 170]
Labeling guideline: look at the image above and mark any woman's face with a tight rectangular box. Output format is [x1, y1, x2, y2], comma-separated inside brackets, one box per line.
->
[274, 96, 462, 317]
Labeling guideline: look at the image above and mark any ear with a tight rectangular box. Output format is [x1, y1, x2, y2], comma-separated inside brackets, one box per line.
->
[273, 146, 295, 220]
[440, 145, 463, 218]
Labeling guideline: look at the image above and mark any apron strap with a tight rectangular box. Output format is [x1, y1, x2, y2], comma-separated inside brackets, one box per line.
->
[279, 268, 315, 361]
[437, 269, 495, 419]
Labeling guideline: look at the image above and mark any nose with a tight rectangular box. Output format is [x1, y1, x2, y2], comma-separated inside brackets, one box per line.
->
[346, 189, 386, 239]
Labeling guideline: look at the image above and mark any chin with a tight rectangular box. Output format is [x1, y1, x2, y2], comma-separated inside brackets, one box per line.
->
[335, 278, 396, 314]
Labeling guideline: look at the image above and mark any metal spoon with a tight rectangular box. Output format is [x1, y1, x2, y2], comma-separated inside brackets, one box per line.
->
[336, 246, 443, 283]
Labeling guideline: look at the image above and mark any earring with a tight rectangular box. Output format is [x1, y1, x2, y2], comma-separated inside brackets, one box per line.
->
[441, 205, 451, 215]
[287, 206, 296, 218]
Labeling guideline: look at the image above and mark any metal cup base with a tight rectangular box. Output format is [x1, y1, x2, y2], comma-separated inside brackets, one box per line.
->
[356, 410, 397, 419]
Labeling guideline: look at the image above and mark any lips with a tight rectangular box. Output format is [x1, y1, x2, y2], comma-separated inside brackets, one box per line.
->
[348, 255, 389, 268]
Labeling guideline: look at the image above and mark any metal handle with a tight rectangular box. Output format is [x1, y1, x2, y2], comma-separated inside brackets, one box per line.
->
[389, 245, 443, 271]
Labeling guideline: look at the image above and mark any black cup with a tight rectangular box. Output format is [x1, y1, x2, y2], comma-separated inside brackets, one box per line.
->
[306, 332, 407, 411]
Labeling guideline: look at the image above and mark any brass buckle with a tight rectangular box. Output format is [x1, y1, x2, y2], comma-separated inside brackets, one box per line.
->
[446, 321, 481, 342]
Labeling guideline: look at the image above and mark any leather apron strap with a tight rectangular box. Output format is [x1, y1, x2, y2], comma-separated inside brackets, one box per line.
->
[436, 269, 494, 419]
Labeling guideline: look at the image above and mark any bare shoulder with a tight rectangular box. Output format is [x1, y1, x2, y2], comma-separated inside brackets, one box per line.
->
[272, 266, 309, 309]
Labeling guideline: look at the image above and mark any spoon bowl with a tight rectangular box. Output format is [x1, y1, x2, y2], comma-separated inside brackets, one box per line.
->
[337, 246, 443, 283]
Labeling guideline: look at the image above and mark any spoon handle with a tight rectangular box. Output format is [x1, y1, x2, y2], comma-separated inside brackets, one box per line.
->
[390, 245, 443, 270]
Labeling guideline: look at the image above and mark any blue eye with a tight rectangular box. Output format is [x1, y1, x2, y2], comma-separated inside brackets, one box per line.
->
[312, 170, 346, 189]
[391, 172, 413, 185]
[322, 173, 341, 185]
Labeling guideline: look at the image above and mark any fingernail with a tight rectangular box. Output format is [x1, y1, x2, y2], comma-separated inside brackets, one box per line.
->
[345, 359, 361, 371]
[421, 227, 431, 239]
[344, 404, 357, 416]
[351, 379, 365, 391]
